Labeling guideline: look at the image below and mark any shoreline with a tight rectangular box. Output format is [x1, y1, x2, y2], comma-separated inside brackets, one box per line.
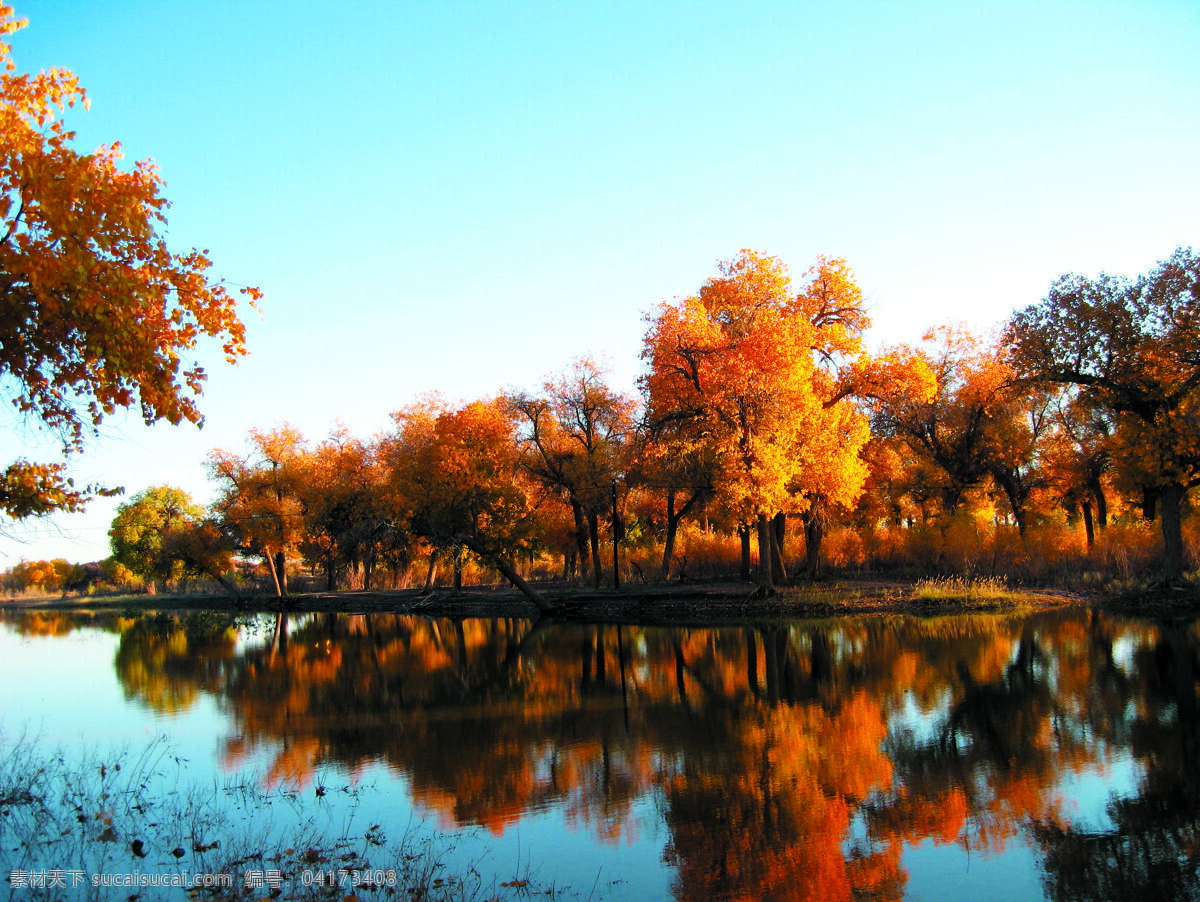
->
[0, 578, 1109, 624]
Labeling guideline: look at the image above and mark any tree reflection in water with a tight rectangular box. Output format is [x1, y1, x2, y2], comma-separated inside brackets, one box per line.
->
[10, 605, 1200, 900]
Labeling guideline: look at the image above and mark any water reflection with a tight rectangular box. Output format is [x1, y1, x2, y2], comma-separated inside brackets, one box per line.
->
[6, 606, 1200, 900]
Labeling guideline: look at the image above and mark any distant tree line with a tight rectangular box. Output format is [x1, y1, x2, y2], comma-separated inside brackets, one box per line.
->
[89, 248, 1200, 596]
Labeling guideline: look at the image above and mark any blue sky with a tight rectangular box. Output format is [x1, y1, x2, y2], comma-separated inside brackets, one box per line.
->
[2, 0, 1198, 565]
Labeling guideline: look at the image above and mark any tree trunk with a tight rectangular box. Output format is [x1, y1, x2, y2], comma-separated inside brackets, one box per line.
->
[1160, 482, 1187, 583]
[571, 501, 590, 582]
[769, 515, 788, 584]
[804, 512, 824, 579]
[457, 535, 553, 613]
[756, 513, 775, 595]
[422, 549, 438, 592]
[1091, 480, 1108, 529]
[452, 545, 463, 592]
[662, 488, 703, 580]
[274, 550, 288, 596]
[740, 525, 751, 580]
[991, 467, 1029, 537]
[588, 512, 602, 588]
[1081, 500, 1095, 549]
[264, 550, 283, 597]
[662, 489, 680, 580]
[1143, 486, 1158, 521]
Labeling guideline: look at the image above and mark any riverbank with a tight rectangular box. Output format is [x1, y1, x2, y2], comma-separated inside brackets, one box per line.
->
[0, 577, 1101, 624]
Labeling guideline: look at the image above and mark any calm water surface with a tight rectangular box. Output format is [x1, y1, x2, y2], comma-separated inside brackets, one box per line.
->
[0, 605, 1194, 901]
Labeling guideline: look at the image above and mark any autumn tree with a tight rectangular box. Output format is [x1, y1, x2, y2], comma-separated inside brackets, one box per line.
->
[208, 425, 308, 596]
[870, 327, 1049, 539]
[1008, 247, 1200, 581]
[509, 358, 635, 587]
[0, 7, 256, 519]
[1041, 394, 1114, 548]
[641, 252, 896, 590]
[297, 427, 400, 591]
[385, 396, 550, 610]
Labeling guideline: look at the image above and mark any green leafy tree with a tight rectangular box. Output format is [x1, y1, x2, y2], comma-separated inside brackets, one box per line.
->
[109, 485, 210, 592]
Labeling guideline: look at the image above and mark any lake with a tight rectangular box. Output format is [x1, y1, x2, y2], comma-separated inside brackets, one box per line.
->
[0, 604, 1194, 901]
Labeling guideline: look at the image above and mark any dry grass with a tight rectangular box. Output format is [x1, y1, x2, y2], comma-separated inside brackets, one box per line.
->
[911, 576, 1036, 606]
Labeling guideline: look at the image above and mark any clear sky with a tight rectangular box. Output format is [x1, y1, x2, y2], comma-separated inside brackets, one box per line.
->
[2, 0, 1198, 565]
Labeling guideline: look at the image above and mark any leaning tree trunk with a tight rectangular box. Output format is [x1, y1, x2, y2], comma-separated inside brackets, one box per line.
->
[422, 549, 439, 592]
[1081, 500, 1095, 549]
[457, 536, 553, 613]
[769, 515, 788, 584]
[274, 550, 288, 596]
[264, 550, 283, 597]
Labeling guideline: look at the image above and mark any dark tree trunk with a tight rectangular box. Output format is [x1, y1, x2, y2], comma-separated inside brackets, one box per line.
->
[1094, 483, 1108, 528]
[756, 513, 775, 595]
[1143, 486, 1158, 521]
[661, 488, 702, 580]
[990, 466, 1030, 537]
[457, 536, 553, 613]
[588, 512, 602, 588]
[739, 524, 752, 580]
[1081, 500, 1095, 549]
[662, 490, 681, 580]
[1160, 482, 1187, 583]
[572, 501, 590, 582]
[452, 545, 463, 592]
[804, 512, 824, 579]
[769, 516, 787, 584]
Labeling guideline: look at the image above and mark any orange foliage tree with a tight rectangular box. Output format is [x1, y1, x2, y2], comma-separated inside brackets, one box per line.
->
[870, 328, 1048, 536]
[385, 396, 550, 609]
[208, 425, 308, 597]
[0, 6, 256, 520]
[642, 251, 895, 591]
[297, 427, 400, 591]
